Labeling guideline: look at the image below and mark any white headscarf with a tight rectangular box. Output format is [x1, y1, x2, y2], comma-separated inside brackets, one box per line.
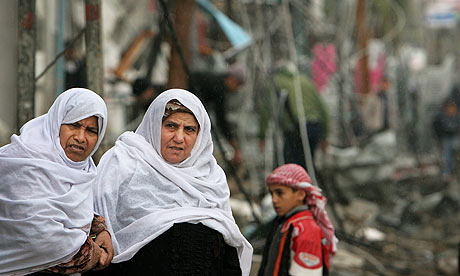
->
[93, 89, 253, 275]
[0, 88, 107, 276]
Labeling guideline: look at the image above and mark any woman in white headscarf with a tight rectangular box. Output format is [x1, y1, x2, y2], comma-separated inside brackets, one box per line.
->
[0, 88, 113, 275]
[90, 89, 253, 275]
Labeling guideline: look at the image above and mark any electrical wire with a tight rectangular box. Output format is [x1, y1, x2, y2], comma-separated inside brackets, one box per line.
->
[281, 0, 318, 186]
[35, 28, 86, 82]
[157, 0, 262, 223]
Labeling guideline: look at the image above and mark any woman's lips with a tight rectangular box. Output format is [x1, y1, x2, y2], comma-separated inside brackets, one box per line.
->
[69, 144, 85, 153]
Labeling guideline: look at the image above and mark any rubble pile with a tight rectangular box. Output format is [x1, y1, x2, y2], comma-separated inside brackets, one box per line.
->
[321, 131, 460, 275]
[241, 130, 460, 275]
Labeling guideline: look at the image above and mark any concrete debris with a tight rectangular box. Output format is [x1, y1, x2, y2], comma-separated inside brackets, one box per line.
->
[437, 249, 458, 275]
[233, 104, 460, 276]
[229, 198, 262, 226]
[356, 227, 386, 242]
[322, 135, 460, 275]
[330, 247, 365, 269]
[251, 129, 460, 275]
[341, 199, 379, 225]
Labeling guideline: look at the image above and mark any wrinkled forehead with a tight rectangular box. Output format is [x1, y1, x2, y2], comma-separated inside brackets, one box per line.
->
[66, 115, 98, 126]
[62, 110, 102, 131]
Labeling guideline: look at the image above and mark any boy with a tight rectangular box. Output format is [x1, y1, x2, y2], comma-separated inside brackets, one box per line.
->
[258, 164, 337, 276]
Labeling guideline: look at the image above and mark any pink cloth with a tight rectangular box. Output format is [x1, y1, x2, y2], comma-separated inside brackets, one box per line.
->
[354, 51, 386, 94]
[311, 44, 337, 92]
[266, 163, 337, 254]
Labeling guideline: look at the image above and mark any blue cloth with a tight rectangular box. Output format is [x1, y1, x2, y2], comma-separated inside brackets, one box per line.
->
[197, 0, 251, 49]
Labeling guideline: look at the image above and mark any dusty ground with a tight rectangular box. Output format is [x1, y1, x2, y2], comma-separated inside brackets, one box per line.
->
[246, 165, 460, 275]
[325, 167, 460, 276]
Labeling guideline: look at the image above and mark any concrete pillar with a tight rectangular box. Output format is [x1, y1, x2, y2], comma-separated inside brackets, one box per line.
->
[166, 0, 195, 89]
[0, 2, 18, 134]
[17, 0, 36, 130]
[85, 0, 104, 96]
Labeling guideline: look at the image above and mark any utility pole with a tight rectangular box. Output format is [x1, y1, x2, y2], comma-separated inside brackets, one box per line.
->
[17, 0, 36, 130]
[85, 0, 104, 95]
[356, 0, 369, 95]
[282, 0, 318, 186]
[225, 0, 234, 21]
[167, 0, 195, 89]
[85, 0, 104, 163]
[55, 0, 67, 96]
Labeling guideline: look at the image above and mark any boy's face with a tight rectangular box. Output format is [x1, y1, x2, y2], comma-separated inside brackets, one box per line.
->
[268, 184, 306, 217]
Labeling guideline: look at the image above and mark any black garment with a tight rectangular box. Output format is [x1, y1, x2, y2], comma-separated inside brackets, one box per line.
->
[283, 121, 322, 171]
[189, 72, 235, 141]
[449, 83, 460, 108]
[257, 215, 290, 276]
[85, 222, 241, 276]
[65, 59, 87, 89]
[433, 110, 460, 138]
[377, 89, 389, 130]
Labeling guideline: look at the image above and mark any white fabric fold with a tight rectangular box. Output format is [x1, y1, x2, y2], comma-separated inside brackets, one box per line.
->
[93, 89, 253, 275]
[0, 88, 107, 276]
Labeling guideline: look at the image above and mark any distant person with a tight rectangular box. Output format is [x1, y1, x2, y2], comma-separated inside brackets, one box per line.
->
[259, 63, 330, 171]
[189, 62, 247, 166]
[408, 78, 420, 155]
[126, 78, 163, 131]
[0, 88, 113, 275]
[257, 163, 337, 276]
[65, 42, 87, 89]
[433, 98, 460, 182]
[377, 77, 391, 131]
[448, 82, 460, 109]
[88, 89, 253, 275]
[131, 78, 163, 112]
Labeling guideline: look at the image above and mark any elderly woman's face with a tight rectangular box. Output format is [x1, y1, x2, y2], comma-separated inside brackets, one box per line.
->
[59, 116, 99, 162]
[161, 112, 199, 164]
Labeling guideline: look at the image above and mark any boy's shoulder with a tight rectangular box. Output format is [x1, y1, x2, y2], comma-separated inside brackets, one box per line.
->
[281, 209, 320, 234]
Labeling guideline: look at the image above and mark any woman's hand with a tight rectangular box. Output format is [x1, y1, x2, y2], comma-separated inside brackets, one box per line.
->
[93, 230, 114, 270]
[80, 242, 102, 272]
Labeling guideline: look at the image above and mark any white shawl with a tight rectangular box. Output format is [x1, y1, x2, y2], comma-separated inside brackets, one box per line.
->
[93, 89, 253, 275]
[0, 88, 107, 276]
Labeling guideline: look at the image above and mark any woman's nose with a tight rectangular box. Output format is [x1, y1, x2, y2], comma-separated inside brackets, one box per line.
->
[173, 129, 185, 142]
[74, 128, 86, 142]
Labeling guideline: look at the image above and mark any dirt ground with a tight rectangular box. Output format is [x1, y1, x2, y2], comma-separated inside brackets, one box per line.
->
[247, 165, 460, 275]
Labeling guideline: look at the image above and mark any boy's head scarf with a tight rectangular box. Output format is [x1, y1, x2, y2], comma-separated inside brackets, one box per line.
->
[267, 163, 338, 254]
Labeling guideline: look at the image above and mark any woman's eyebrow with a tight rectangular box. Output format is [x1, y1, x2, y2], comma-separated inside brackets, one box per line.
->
[164, 120, 179, 125]
[87, 126, 99, 132]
